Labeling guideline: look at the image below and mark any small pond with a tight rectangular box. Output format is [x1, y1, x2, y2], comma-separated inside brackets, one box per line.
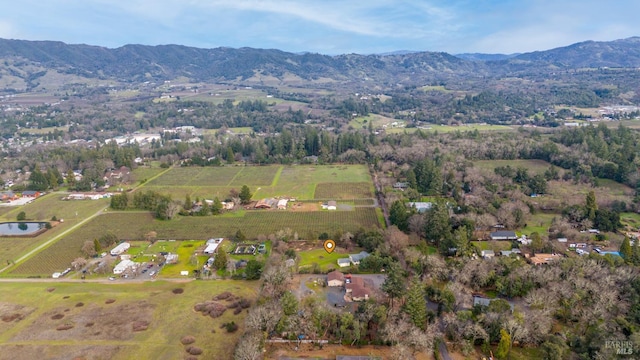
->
[0, 222, 48, 236]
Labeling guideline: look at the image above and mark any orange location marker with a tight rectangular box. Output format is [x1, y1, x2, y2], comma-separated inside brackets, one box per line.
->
[323, 239, 336, 254]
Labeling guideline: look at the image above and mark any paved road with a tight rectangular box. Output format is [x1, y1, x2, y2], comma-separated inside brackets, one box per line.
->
[438, 341, 452, 360]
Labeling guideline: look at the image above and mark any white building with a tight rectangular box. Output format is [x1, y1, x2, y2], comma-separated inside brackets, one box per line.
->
[113, 259, 136, 274]
[110, 242, 130, 256]
[204, 238, 223, 254]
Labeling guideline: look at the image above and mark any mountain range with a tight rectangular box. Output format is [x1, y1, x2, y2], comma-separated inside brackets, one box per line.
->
[1, 37, 640, 90]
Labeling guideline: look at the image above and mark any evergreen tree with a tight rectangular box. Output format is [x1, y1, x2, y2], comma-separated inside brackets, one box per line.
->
[424, 200, 451, 247]
[211, 197, 223, 215]
[381, 263, 405, 307]
[496, 329, 512, 359]
[184, 194, 192, 210]
[389, 200, 409, 232]
[28, 168, 49, 191]
[585, 190, 597, 221]
[239, 185, 252, 204]
[280, 291, 299, 316]
[620, 237, 632, 263]
[213, 250, 227, 271]
[632, 238, 640, 265]
[235, 229, 247, 242]
[403, 278, 427, 330]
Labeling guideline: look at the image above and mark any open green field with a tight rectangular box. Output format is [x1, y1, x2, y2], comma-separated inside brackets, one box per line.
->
[349, 114, 405, 130]
[0, 194, 108, 271]
[314, 182, 374, 199]
[471, 241, 513, 252]
[387, 123, 514, 134]
[131, 167, 167, 184]
[139, 165, 373, 200]
[297, 248, 351, 272]
[0, 280, 258, 360]
[18, 125, 70, 135]
[159, 240, 208, 277]
[11, 206, 380, 275]
[474, 159, 559, 175]
[521, 213, 557, 236]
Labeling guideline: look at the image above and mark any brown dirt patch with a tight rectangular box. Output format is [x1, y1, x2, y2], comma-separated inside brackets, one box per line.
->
[0, 345, 122, 360]
[51, 314, 64, 320]
[46, 288, 55, 292]
[56, 323, 74, 331]
[105, 299, 116, 304]
[290, 202, 319, 211]
[132, 320, 149, 332]
[172, 288, 184, 294]
[11, 300, 155, 342]
[0, 302, 35, 331]
[63, 296, 70, 299]
[75, 302, 84, 307]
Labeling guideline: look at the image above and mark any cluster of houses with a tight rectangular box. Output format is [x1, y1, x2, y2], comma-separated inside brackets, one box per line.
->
[337, 251, 370, 268]
[0, 190, 42, 202]
[255, 198, 290, 210]
[327, 271, 371, 302]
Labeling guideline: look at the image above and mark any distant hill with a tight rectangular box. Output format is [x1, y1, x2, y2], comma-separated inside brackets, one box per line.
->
[455, 53, 519, 61]
[1, 37, 640, 91]
[511, 37, 640, 68]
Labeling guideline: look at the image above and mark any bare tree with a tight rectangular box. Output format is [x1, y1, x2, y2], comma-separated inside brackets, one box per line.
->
[71, 257, 87, 271]
[81, 240, 97, 257]
[233, 330, 263, 360]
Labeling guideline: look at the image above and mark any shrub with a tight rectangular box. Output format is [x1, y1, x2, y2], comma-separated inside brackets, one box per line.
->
[56, 324, 74, 331]
[224, 321, 239, 332]
[185, 346, 203, 355]
[51, 314, 64, 320]
[172, 288, 185, 294]
[180, 336, 196, 345]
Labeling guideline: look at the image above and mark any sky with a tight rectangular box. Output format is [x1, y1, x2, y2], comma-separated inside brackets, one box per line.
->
[1, 0, 639, 55]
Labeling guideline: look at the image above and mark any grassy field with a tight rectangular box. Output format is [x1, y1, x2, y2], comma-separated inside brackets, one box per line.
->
[0, 194, 108, 271]
[471, 241, 514, 252]
[314, 182, 374, 199]
[297, 248, 351, 272]
[10, 206, 380, 275]
[159, 240, 208, 277]
[474, 159, 559, 175]
[520, 213, 557, 236]
[0, 280, 258, 360]
[387, 123, 514, 134]
[349, 114, 405, 130]
[139, 165, 373, 201]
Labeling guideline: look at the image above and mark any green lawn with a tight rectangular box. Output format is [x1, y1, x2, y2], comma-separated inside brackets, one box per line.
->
[471, 241, 514, 252]
[621, 212, 640, 229]
[297, 248, 351, 272]
[0, 280, 258, 360]
[159, 240, 207, 277]
[520, 213, 557, 236]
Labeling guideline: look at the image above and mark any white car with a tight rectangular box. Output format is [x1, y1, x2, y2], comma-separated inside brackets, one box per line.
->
[108, 276, 116, 281]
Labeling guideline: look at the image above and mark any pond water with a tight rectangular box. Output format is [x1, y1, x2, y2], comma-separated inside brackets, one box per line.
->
[0, 222, 47, 236]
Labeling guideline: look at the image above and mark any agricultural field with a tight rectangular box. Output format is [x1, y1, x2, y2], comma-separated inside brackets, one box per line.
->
[386, 123, 514, 134]
[0, 280, 258, 360]
[10, 206, 381, 276]
[314, 182, 374, 199]
[139, 164, 373, 201]
[0, 194, 109, 273]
